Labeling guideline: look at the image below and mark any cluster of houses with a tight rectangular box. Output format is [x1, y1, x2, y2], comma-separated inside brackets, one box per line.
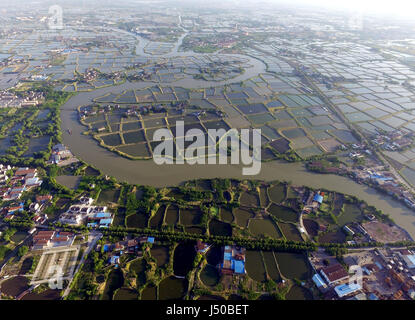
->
[372, 130, 413, 151]
[183, 33, 238, 50]
[344, 143, 413, 205]
[1, 201, 24, 217]
[124, 104, 167, 117]
[311, 148, 415, 212]
[47, 143, 74, 165]
[0, 163, 51, 221]
[28, 74, 48, 81]
[352, 167, 415, 209]
[79, 104, 115, 121]
[219, 245, 246, 276]
[0, 163, 11, 185]
[31, 230, 76, 251]
[101, 236, 155, 266]
[78, 68, 100, 83]
[102, 238, 247, 275]
[132, 26, 179, 41]
[79, 102, 169, 126]
[302, 190, 325, 213]
[343, 143, 373, 160]
[0, 56, 26, 68]
[1, 194, 52, 223]
[126, 69, 153, 81]
[0, 90, 45, 108]
[30, 194, 53, 225]
[58, 196, 113, 228]
[0, 166, 42, 202]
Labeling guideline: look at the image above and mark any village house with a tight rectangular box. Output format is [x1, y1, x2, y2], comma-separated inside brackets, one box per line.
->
[0, 166, 42, 201]
[219, 245, 246, 276]
[0, 164, 11, 184]
[31, 230, 75, 250]
[0, 90, 44, 109]
[195, 240, 211, 254]
[36, 194, 52, 203]
[3, 202, 25, 217]
[102, 236, 155, 261]
[48, 144, 73, 165]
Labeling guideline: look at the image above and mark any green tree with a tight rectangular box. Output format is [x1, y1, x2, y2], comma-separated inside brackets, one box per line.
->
[18, 245, 29, 258]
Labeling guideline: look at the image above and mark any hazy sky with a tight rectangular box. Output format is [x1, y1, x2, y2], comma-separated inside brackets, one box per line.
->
[183, 0, 415, 19]
[3, 0, 415, 19]
[262, 0, 415, 18]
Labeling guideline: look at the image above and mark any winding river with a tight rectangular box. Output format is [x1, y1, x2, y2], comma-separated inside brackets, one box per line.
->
[59, 32, 415, 238]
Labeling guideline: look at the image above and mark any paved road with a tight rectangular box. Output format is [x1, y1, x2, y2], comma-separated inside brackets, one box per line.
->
[299, 213, 311, 241]
[61, 231, 102, 299]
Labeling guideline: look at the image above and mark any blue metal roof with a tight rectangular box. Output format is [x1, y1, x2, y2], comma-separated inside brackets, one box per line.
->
[406, 254, 415, 266]
[362, 267, 371, 275]
[96, 212, 111, 218]
[375, 261, 383, 270]
[334, 283, 362, 298]
[147, 237, 155, 243]
[370, 174, 393, 181]
[99, 218, 113, 225]
[312, 273, 326, 288]
[224, 252, 232, 261]
[368, 293, 379, 300]
[109, 256, 120, 264]
[232, 260, 245, 274]
[313, 194, 323, 203]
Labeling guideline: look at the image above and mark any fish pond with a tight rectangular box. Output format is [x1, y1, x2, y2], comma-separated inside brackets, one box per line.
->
[173, 242, 196, 277]
[158, 276, 188, 300]
[268, 204, 298, 223]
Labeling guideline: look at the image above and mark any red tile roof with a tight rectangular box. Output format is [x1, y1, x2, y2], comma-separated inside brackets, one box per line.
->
[15, 168, 36, 176]
[59, 232, 73, 236]
[52, 236, 69, 242]
[34, 239, 49, 245]
[36, 195, 52, 202]
[33, 231, 55, 241]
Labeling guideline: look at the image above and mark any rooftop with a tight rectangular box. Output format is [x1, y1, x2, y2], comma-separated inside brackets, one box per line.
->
[321, 263, 349, 283]
[334, 282, 362, 298]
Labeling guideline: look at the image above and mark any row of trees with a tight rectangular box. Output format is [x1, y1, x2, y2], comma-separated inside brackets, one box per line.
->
[54, 222, 317, 252]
